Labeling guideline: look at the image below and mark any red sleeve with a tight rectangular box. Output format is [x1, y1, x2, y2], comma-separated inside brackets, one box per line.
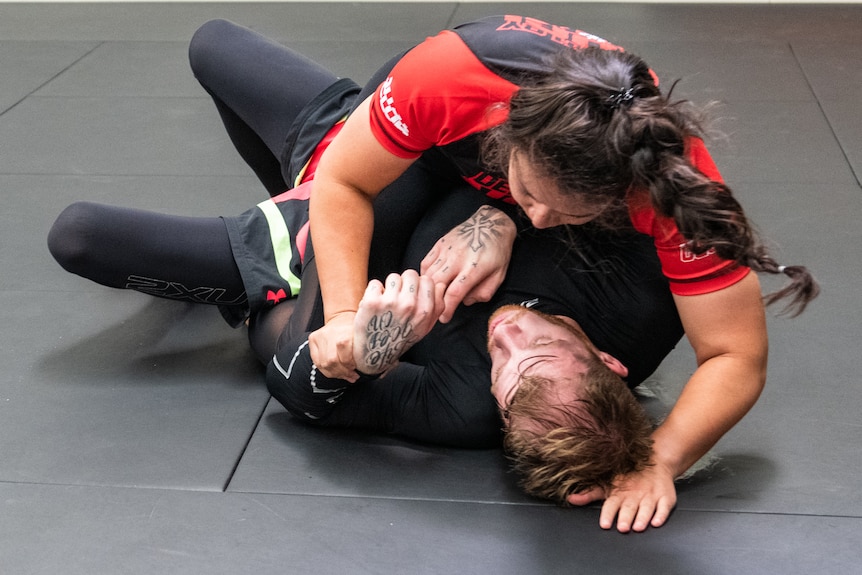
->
[368, 30, 516, 158]
[629, 137, 750, 296]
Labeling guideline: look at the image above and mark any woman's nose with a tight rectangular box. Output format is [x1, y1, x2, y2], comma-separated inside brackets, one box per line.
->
[525, 204, 559, 229]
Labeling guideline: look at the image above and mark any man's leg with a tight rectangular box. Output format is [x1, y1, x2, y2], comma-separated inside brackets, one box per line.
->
[247, 299, 299, 364]
[48, 202, 246, 309]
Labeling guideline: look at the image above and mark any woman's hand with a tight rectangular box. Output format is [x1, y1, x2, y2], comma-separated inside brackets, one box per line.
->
[568, 273, 768, 532]
[309, 95, 417, 381]
[566, 461, 678, 533]
[353, 270, 445, 375]
[421, 206, 517, 323]
[308, 312, 361, 383]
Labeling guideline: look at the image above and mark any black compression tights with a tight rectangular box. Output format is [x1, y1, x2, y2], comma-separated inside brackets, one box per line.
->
[47, 20, 438, 355]
[48, 201, 247, 308]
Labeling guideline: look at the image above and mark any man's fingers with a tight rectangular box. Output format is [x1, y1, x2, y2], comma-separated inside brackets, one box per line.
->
[463, 271, 504, 306]
[367, 278, 384, 292]
[419, 243, 442, 274]
[420, 246, 451, 280]
[439, 280, 469, 323]
[433, 281, 447, 317]
[398, 269, 420, 298]
[426, 264, 457, 288]
[382, 272, 403, 301]
[411, 276, 441, 332]
[363, 278, 384, 300]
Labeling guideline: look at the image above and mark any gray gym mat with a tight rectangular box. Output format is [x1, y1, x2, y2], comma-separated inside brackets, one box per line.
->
[1, 4, 860, 573]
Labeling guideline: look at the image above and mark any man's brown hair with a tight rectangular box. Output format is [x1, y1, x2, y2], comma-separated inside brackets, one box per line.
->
[503, 355, 654, 504]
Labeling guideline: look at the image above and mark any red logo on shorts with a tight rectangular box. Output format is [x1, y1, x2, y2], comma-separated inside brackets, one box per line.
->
[266, 289, 288, 305]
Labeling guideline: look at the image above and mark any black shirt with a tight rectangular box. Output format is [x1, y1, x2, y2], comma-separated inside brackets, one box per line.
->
[266, 191, 683, 448]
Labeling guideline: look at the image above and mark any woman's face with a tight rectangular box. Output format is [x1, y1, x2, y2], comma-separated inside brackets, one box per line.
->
[507, 150, 607, 229]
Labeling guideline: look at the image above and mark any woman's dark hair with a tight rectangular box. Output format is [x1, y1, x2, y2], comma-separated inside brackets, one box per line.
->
[483, 47, 818, 316]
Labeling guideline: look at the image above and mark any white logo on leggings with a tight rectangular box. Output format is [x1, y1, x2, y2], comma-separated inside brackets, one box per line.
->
[379, 77, 409, 137]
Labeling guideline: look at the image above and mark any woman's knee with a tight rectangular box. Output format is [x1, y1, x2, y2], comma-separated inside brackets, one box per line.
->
[47, 201, 100, 273]
[188, 19, 237, 82]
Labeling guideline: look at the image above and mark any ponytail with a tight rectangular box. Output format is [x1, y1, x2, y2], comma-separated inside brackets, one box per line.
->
[629, 112, 819, 316]
[487, 46, 819, 316]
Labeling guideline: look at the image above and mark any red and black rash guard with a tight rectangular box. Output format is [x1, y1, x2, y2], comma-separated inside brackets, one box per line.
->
[365, 14, 749, 296]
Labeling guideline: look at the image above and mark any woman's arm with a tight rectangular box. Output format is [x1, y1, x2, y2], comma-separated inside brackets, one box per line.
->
[568, 272, 768, 532]
[308, 95, 416, 380]
[310, 96, 521, 377]
[655, 272, 768, 480]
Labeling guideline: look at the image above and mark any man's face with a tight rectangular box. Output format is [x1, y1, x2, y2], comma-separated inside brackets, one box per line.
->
[486, 305, 628, 417]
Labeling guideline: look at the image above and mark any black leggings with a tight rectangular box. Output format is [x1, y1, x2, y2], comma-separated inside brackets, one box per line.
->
[187, 18, 401, 196]
[48, 200, 313, 363]
[188, 18, 339, 197]
[47, 163, 449, 316]
[48, 202, 247, 307]
[48, 20, 438, 357]
[49, 19, 343, 301]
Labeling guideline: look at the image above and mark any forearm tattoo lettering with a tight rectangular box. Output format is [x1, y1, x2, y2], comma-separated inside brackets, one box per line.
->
[457, 206, 508, 252]
[361, 311, 419, 373]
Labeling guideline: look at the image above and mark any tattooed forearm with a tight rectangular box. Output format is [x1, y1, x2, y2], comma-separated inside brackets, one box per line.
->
[359, 311, 420, 374]
[456, 206, 510, 252]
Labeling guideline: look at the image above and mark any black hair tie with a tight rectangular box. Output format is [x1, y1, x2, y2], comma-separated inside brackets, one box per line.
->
[607, 87, 635, 109]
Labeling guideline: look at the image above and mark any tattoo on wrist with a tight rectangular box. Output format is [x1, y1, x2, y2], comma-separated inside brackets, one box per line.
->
[457, 206, 510, 252]
[361, 311, 418, 372]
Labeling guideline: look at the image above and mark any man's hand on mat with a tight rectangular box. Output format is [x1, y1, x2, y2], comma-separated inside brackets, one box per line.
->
[353, 270, 445, 375]
[421, 206, 516, 323]
[309, 313, 360, 382]
[566, 460, 677, 533]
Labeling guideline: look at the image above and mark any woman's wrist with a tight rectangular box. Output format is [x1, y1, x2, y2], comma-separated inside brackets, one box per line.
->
[325, 309, 357, 324]
[649, 428, 693, 479]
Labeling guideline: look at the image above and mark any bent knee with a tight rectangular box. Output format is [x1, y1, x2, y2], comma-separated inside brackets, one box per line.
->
[47, 201, 101, 273]
[188, 19, 236, 80]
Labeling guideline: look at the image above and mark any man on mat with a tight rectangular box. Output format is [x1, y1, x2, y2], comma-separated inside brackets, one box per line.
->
[50, 182, 683, 531]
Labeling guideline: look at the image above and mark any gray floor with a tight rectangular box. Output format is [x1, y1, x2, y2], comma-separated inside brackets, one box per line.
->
[1, 3, 860, 573]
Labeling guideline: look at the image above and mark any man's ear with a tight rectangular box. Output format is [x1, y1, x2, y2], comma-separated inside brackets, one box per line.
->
[599, 352, 628, 378]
